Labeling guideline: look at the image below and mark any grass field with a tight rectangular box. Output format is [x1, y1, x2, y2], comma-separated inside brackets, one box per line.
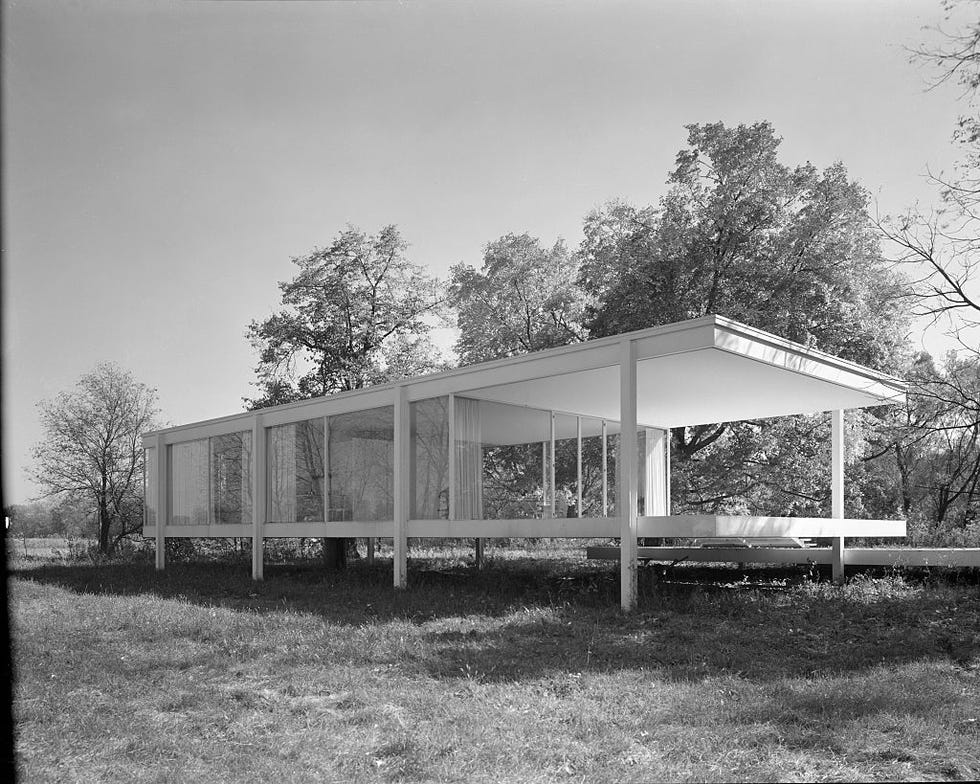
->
[7, 537, 82, 560]
[9, 543, 980, 782]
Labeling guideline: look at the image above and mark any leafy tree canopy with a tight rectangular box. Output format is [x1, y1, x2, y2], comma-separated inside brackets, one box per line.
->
[580, 121, 908, 371]
[449, 233, 588, 365]
[246, 225, 445, 408]
[30, 363, 160, 553]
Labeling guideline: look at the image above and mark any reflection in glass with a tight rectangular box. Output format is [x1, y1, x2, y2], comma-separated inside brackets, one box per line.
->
[326, 407, 393, 521]
[411, 398, 449, 518]
[170, 439, 209, 525]
[211, 432, 253, 524]
[268, 419, 325, 522]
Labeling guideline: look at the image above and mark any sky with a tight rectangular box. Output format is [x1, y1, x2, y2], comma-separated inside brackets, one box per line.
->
[1, 0, 970, 505]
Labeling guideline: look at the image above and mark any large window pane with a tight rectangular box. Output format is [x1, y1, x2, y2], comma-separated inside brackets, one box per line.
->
[170, 440, 209, 525]
[454, 397, 483, 519]
[326, 406, 393, 521]
[411, 398, 449, 519]
[211, 432, 253, 524]
[474, 399, 551, 520]
[144, 447, 157, 527]
[268, 419, 325, 522]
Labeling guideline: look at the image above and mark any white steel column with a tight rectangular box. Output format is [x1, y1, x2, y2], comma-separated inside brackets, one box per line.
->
[541, 441, 548, 518]
[155, 434, 166, 571]
[619, 339, 639, 611]
[549, 412, 556, 519]
[831, 409, 845, 584]
[252, 413, 266, 581]
[576, 416, 583, 517]
[448, 394, 457, 520]
[393, 385, 409, 589]
[601, 419, 608, 516]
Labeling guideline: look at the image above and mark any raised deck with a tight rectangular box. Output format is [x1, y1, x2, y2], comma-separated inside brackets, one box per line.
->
[587, 546, 980, 568]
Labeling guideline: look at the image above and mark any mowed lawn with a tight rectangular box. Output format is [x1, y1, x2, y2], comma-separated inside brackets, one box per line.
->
[10, 547, 980, 783]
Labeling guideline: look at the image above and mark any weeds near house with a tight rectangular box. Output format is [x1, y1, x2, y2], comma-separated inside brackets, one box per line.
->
[10, 546, 980, 782]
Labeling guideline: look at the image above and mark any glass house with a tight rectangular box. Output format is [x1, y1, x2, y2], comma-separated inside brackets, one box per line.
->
[143, 315, 907, 609]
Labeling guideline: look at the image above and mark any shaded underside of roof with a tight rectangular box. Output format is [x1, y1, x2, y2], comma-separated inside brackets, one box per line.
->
[144, 315, 905, 441]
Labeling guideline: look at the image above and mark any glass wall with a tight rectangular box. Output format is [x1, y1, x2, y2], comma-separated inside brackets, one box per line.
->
[268, 419, 326, 522]
[144, 446, 157, 527]
[476, 400, 550, 519]
[158, 404, 650, 529]
[211, 432, 253, 524]
[326, 406, 393, 521]
[411, 397, 449, 518]
[170, 439, 209, 525]
[577, 421, 607, 518]
[167, 432, 254, 526]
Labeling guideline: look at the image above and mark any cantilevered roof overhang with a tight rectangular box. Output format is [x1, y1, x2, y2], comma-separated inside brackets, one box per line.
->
[406, 315, 905, 428]
[144, 315, 905, 443]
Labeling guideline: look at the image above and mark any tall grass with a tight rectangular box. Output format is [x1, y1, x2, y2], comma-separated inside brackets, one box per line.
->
[10, 551, 980, 782]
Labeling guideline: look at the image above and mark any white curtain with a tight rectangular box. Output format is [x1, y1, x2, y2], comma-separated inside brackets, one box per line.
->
[170, 440, 208, 525]
[644, 427, 668, 516]
[268, 425, 297, 522]
[454, 397, 483, 520]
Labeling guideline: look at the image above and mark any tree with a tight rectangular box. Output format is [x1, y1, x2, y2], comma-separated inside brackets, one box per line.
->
[581, 122, 907, 364]
[246, 224, 445, 409]
[449, 233, 589, 365]
[579, 122, 909, 516]
[885, 0, 980, 355]
[866, 0, 980, 535]
[448, 234, 591, 523]
[30, 363, 160, 554]
[247, 224, 445, 567]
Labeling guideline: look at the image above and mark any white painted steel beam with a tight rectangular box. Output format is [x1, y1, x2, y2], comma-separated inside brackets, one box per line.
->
[576, 416, 583, 517]
[163, 524, 255, 539]
[635, 515, 905, 538]
[549, 412, 556, 519]
[601, 419, 608, 516]
[252, 413, 266, 581]
[255, 521, 392, 539]
[831, 409, 845, 583]
[448, 394, 456, 521]
[407, 516, 618, 538]
[393, 385, 409, 589]
[145, 316, 905, 449]
[155, 433, 166, 571]
[619, 339, 639, 611]
[587, 546, 834, 565]
[587, 546, 980, 568]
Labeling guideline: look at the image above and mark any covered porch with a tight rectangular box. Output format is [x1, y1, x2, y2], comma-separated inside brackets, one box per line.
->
[143, 315, 908, 610]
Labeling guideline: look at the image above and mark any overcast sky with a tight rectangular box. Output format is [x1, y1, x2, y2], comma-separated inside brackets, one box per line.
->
[1, 0, 967, 504]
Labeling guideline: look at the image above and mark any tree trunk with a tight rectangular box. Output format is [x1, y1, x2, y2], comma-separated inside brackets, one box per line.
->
[322, 538, 348, 570]
[894, 444, 912, 517]
[98, 508, 112, 555]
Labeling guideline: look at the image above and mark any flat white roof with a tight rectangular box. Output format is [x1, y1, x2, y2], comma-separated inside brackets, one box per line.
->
[145, 315, 905, 442]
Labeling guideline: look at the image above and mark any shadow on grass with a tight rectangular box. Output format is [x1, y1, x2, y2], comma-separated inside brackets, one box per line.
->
[11, 555, 980, 685]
